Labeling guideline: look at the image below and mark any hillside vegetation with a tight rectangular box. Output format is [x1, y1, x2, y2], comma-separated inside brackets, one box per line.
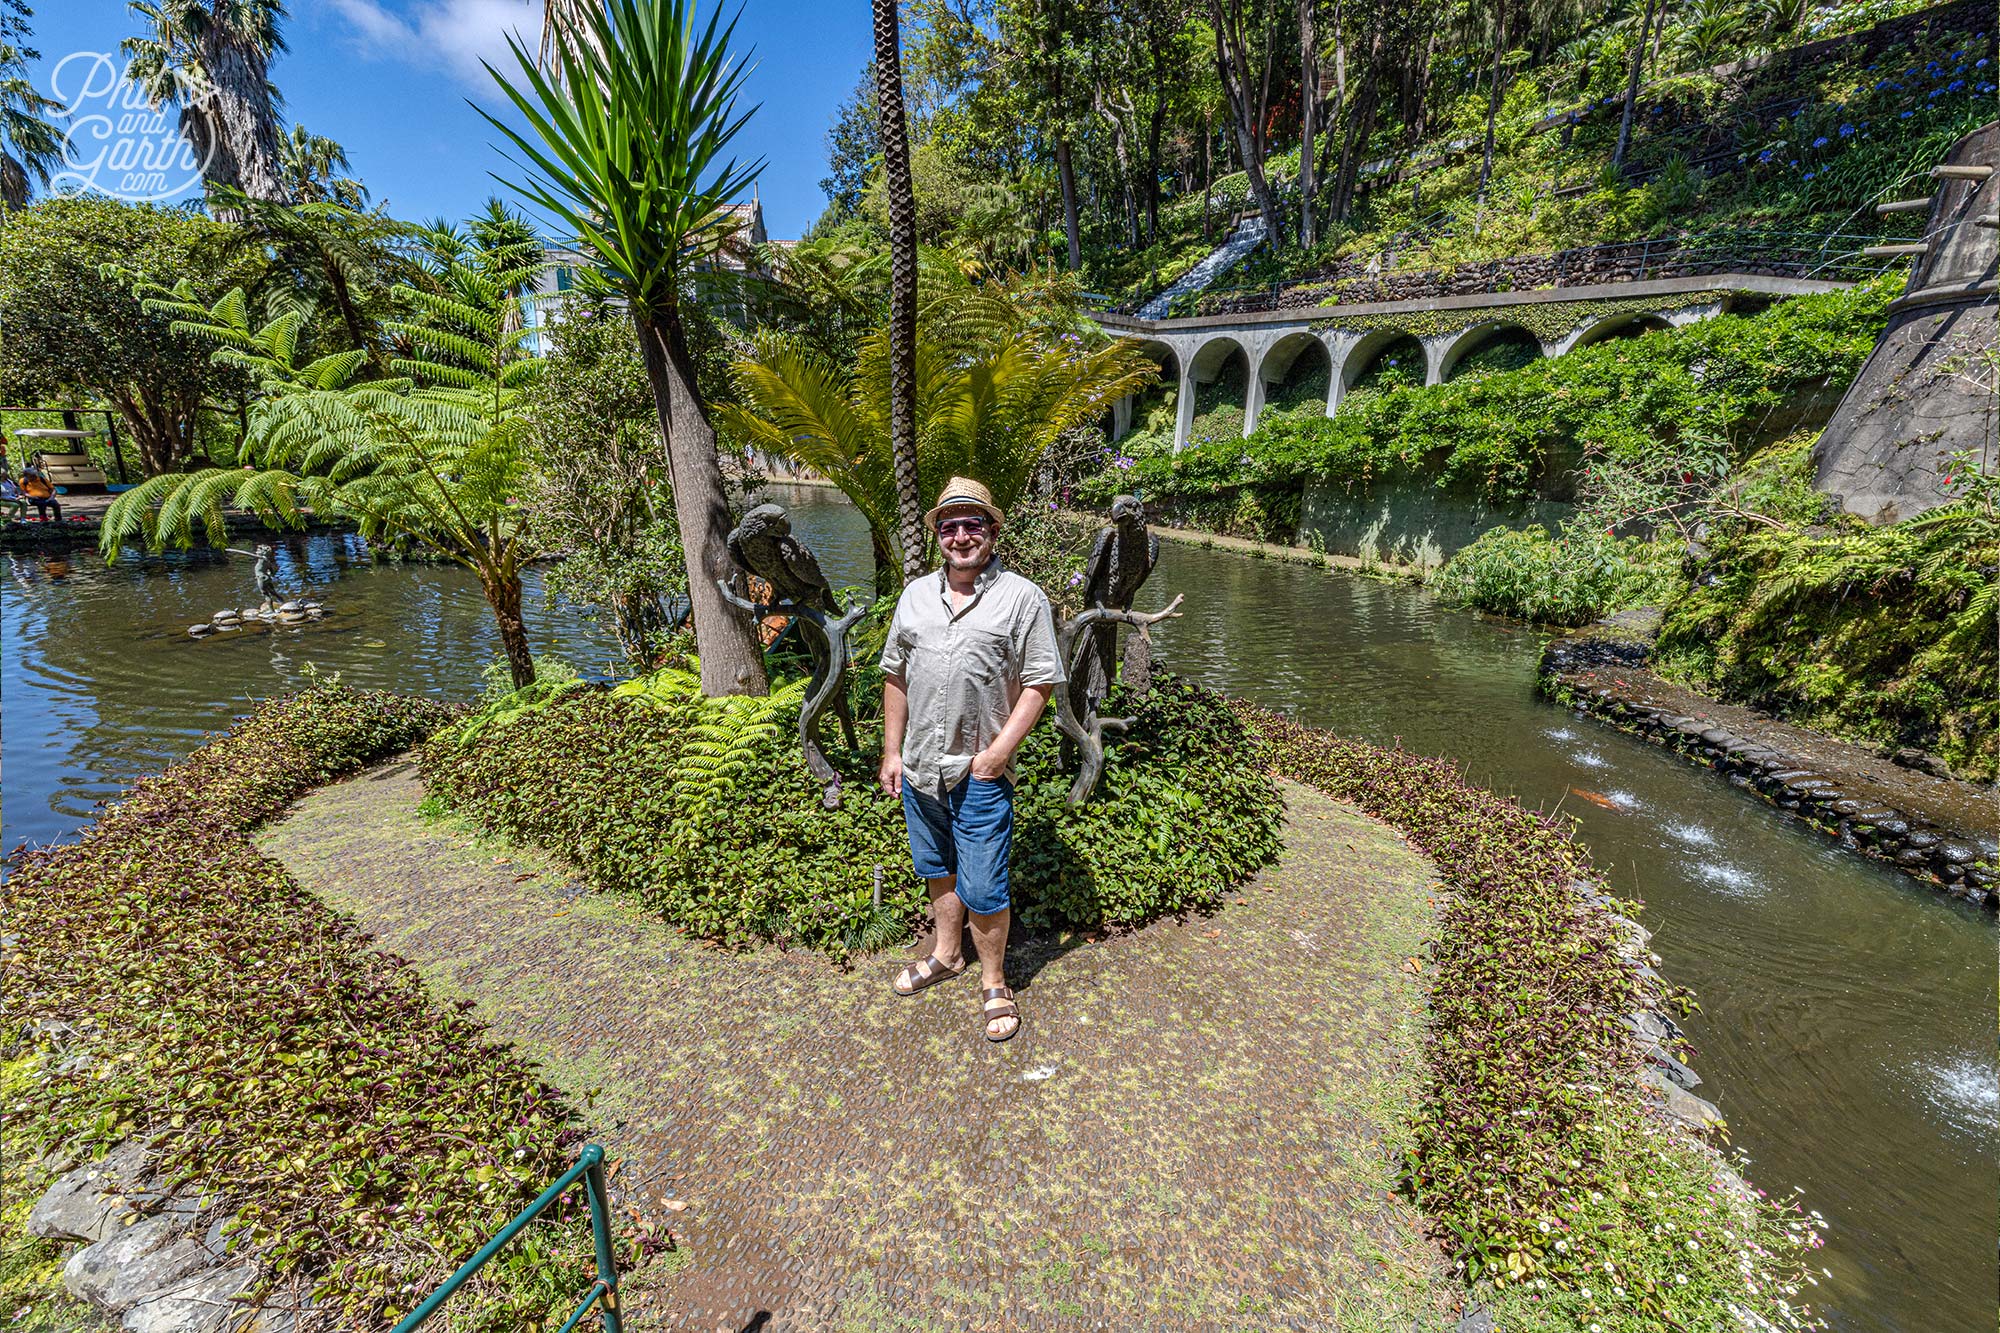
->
[808, 0, 1991, 312]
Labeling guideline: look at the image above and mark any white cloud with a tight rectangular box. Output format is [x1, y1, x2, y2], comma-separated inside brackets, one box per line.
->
[327, 0, 540, 88]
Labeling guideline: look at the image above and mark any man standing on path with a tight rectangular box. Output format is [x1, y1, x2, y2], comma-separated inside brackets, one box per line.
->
[878, 477, 1064, 1042]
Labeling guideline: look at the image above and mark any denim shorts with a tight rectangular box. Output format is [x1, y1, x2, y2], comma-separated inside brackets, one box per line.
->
[902, 775, 1015, 915]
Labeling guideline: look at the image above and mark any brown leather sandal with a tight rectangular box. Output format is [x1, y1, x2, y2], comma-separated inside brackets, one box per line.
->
[893, 953, 966, 996]
[981, 986, 1021, 1042]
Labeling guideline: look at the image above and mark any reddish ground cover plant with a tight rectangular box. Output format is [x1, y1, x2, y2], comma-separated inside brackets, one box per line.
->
[3, 682, 600, 1325]
[1244, 704, 1828, 1331]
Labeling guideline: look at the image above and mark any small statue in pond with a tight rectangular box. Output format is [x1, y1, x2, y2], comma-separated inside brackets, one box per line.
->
[1076, 494, 1159, 707]
[225, 543, 282, 609]
[726, 504, 838, 614]
[718, 503, 863, 808]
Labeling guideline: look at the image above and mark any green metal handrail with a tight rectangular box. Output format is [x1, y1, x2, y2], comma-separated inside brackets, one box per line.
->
[391, 1144, 624, 1333]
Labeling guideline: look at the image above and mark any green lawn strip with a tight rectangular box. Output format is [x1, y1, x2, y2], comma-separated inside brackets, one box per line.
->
[1243, 703, 1831, 1331]
[1, 683, 609, 1327]
[265, 752, 1461, 1326]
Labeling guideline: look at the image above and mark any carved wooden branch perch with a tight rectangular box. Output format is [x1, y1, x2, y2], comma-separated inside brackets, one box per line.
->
[715, 578, 865, 808]
[1053, 594, 1185, 807]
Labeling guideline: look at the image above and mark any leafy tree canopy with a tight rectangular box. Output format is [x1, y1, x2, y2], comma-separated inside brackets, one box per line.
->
[0, 195, 259, 473]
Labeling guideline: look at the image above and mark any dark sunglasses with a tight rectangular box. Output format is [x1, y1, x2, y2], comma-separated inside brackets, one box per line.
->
[936, 517, 991, 537]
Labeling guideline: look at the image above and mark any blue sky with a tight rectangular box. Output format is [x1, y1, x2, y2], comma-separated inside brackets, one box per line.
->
[26, 0, 870, 240]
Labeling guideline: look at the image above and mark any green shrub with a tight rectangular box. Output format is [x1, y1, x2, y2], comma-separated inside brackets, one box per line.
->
[1431, 525, 1626, 625]
[421, 673, 1283, 951]
[1432, 523, 1687, 626]
[2, 682, 599, 1325]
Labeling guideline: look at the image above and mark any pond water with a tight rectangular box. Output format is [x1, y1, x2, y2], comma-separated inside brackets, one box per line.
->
[2, 482, 1991, 1333]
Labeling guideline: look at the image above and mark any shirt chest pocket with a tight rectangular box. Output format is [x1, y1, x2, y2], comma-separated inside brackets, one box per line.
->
[954, 626, 1016, 683]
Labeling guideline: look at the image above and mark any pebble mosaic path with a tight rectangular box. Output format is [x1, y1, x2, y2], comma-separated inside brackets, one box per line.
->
[259, 760, 1458, 1332]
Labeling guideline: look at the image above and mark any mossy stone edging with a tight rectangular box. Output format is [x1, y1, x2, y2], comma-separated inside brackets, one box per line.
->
[1540, 615, 1998, 908]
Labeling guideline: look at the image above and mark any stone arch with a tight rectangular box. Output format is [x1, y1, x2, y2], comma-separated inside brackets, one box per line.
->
[1438, 321, 1543, 382]
[1188, 334, 1250, 383]
[1112, 338, 1180, 442]
[1564, 311, 1673, 353]
[1167, 334, 1251, 452]
[1252, 331, 1334, 431]
[1335, 328, 1427, 406]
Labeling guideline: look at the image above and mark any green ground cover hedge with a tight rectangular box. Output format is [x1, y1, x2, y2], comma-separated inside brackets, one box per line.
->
[1246, 705, 1828, 1331]
[1, 682, 603, 1325]
[420, 671, 1283, 952]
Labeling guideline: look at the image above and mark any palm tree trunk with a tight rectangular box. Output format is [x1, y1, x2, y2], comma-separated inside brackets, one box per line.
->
[0, 155, 26, 211]
[634, 308, 769, 697]
[195, 32, 288, 217]
[480, 565, 537, 689]
[872, 0, 926, 582]
[1613, 0, 1660, 177]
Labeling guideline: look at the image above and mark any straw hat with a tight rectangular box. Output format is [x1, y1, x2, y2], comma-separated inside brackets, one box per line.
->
[924, 476, 1005, 528]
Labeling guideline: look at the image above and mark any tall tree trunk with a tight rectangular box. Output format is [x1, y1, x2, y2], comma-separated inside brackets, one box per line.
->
[1298, 0, 1319, 248]
[112, 386, 197, 476]
[1612, 0, 1660, 177]
[872, 0, 926, 581]
[1476, 2, 1509, 205]
[1210, 0, 1282, 243]
[194, 32, 287, 220]
[480, 564, 536, 689]
[1056, 137, 1082, 269]
[1200, 117, 1213, 240]
[1144, 92, 1166, 243]
[1330, 39, 1381, 222]
[633, 308, 769, 696]
[1097, 89, 1143, 247]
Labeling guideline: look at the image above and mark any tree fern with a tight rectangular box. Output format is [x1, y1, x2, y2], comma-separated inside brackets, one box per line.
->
[670, 679, 808, 819]
[101, 217, 555, 687]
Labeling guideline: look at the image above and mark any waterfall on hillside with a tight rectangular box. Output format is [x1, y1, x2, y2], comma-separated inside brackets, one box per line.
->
[1136, 216, 1268, 319]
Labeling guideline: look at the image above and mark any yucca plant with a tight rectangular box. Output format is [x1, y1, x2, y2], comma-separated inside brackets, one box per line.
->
[718, 270, 1158, 586]
[481, 0, 769, 699]
[100, 226, 553, 687]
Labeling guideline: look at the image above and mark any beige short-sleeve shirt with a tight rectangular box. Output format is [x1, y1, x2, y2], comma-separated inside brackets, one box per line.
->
[879, 557, 1066, 797]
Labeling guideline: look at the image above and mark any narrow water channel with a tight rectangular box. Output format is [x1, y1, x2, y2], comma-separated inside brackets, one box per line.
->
[2, 484, 1991, 1333]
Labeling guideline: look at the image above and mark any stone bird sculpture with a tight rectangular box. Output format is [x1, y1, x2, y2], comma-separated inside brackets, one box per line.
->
[726, 503, 840, 615]
[1076, 494, 1159, 706]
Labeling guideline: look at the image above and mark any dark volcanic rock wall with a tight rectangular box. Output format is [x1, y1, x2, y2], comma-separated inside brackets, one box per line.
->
[1812, 121, 1999, 523]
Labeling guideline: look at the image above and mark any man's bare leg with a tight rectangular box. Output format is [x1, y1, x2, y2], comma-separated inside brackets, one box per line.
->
[896, 876, 967, 993]
[928, 876, 967, 965]
[968, 906, 1017, 1039]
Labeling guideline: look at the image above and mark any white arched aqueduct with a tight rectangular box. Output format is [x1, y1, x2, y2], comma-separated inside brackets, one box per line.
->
[1091, 273, 1876, 454]
[1105, 302, 1721, 453]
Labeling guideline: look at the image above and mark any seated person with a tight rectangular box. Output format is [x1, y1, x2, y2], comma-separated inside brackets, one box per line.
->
[0, 463, 28, 521]
[20, 453, 61, 522]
